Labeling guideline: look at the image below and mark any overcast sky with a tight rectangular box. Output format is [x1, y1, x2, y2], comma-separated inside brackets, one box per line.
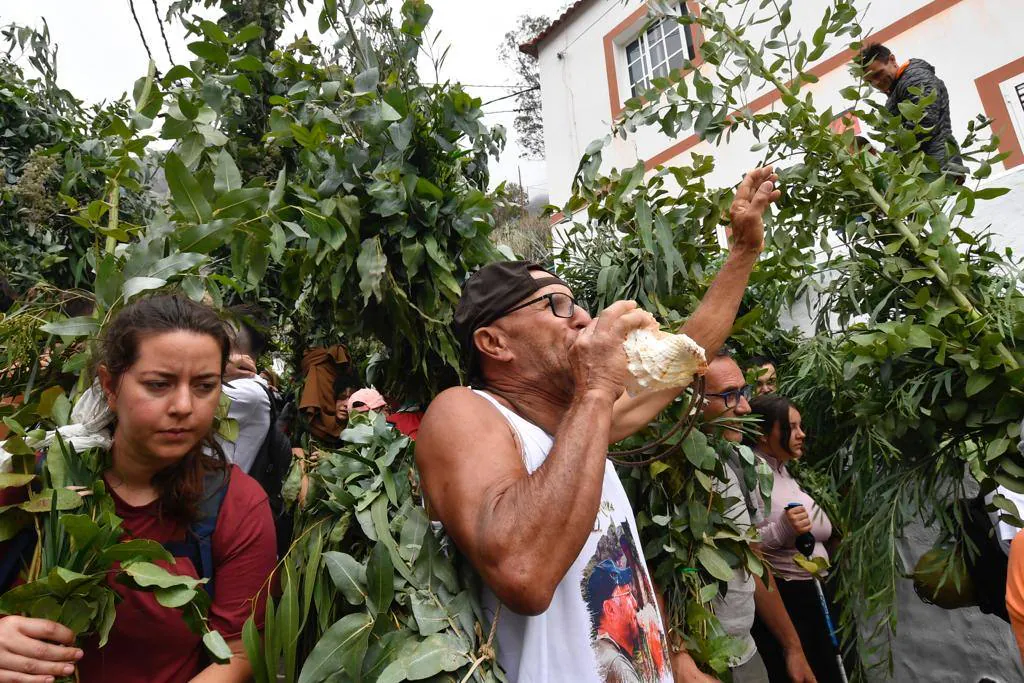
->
[2, 0, 564, 198]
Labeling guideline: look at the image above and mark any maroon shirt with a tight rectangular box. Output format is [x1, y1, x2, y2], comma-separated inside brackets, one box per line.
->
[2, 465, 276, 683]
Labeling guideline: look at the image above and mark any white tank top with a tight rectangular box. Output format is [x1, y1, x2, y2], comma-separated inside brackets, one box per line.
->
[473, 390, 674, 683]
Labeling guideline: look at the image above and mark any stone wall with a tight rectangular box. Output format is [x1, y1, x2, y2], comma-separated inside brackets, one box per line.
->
[866, 521, 1023, 682]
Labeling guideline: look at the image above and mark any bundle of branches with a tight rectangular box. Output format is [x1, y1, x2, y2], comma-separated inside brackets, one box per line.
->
[0, 389, 232, 679]
[246, 410, 504, 683]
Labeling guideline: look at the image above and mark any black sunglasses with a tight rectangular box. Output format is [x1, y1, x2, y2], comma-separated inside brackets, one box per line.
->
[706, 385, 753, 408]
[499, 292, 578, 319]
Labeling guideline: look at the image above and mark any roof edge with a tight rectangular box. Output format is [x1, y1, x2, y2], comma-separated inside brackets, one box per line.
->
[518, 0, 597, 59]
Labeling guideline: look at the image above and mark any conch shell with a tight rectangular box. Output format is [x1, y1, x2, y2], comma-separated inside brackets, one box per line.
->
[623, 329, 707, 396]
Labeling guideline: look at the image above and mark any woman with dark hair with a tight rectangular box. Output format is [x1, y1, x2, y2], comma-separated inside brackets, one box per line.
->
[0, 294, 277, 683]
[745, 394, 846, 683]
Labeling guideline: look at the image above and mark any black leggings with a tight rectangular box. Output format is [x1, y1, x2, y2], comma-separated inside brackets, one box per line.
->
[750, 576, 851, 683]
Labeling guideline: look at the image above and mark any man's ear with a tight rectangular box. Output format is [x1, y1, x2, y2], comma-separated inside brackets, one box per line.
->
[97, 365, 117, 411]
[473, 325, 515, 365]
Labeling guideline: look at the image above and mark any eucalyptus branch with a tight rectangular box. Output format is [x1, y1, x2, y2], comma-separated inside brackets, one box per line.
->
[105, 181, 119, 255]
[864, 185, 1019, 368]
[769, 0, 797, 80]
[703, 2, 1019, 369]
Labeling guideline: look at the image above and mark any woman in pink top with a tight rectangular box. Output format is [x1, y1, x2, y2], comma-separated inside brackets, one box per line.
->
[745, 394, 848, 683]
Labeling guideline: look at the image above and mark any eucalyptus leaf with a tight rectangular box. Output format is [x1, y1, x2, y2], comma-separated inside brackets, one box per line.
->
[155, 585, 198, 608]
[147, 252, 208, 281]
[0, 473, 36, 488]
[297, 612, 373, 683]
[19, 488, 84, 513]
[376, 632, 472, 683]
[323, 551, 368, 605]
[165, 151, 213, 222]
[214, 149, 243, 192]
[356, 237, 387, 303]
[365, 540, 394, 615]
[410, 590, 449, 636]
[203, 629, 234, 663]
[697, 545, 735, 583]
[99, 539, 174, 564]
[122, 276, 168, 301]
[60, 513, 100, 549]
[39, 317, 99, 338]
[121, 561, 204, 590]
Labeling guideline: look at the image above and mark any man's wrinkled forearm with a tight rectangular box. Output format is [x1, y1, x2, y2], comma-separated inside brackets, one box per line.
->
[680, 247, 758, 355]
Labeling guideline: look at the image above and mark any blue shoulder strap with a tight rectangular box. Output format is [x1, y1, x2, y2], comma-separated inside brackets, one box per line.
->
[163, 468, 230, 598]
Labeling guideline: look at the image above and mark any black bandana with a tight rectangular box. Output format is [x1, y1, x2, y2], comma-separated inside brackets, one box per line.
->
[453, 261, 569, 377]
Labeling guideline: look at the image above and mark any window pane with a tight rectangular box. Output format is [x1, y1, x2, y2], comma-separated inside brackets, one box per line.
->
[650, 40, 665, 68]
[626, 38, 642, 66]
[653, 62, 668, 79]
[648, 20, 668, 51]
[668, 48, 685, 71]
[650, 18, 667, 43]
[664, 25, 682, 58]
[628, 60, 647, 88]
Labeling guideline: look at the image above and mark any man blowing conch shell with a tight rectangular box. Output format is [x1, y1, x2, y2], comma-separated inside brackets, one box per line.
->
[416, 166, 781, 683]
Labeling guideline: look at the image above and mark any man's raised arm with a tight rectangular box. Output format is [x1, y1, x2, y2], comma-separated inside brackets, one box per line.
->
[609, 166, 780, 443]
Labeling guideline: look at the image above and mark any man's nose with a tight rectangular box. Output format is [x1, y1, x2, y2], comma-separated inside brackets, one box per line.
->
[572, 306, 593, 328]
[734, 396, 751, 415]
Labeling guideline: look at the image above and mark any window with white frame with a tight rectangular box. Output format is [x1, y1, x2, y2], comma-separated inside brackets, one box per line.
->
[625, 7, 695, 98]
[1000, 75, 1024, 154]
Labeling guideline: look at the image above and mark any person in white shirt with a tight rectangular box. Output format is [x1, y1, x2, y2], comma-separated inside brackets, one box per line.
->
[702, 350, 816, 683]
[217, 308, 273, 474]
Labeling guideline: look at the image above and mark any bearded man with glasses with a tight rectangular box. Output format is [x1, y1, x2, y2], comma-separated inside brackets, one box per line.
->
[700, 349, 817, 683]
[416, 166, 781, 683]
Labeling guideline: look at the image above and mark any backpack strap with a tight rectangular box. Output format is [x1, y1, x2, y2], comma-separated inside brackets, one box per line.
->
[248, 383, 282, 487]
[725, 451, 761, 522]
[163, 467, 231, 599]
[961, 493, 1010, 623]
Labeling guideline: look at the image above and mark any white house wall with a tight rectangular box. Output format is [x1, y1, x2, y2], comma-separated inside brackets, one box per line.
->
[536, 0, 1024, 207]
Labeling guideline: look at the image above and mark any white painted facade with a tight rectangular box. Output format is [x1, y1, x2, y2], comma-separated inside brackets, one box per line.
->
[532, 0, 1024, 209]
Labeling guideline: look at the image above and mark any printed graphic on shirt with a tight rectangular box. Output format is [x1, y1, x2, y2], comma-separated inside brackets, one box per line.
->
[581, 516, 671, 682]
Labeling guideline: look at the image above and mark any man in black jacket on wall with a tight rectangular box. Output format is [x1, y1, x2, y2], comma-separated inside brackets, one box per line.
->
[857, 42, 965, 178]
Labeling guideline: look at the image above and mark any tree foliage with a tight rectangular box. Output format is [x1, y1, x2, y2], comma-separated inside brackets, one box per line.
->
[497, 15, 550, 159]
[0, 0, 509, 678]
[5, 0, 1023, 680]
[0, 23, 154, 295]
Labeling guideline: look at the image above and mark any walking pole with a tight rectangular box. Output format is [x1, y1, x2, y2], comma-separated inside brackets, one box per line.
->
[786, 503, 850, 683]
